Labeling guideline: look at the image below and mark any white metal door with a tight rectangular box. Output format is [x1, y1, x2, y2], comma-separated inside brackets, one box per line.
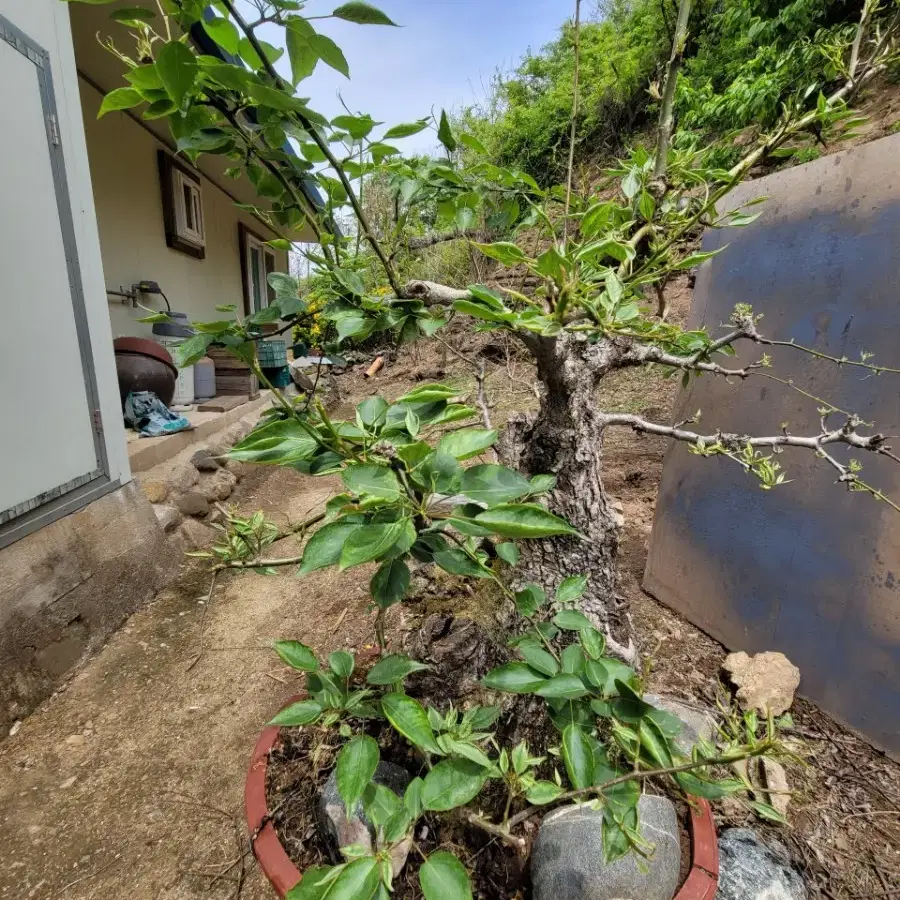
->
[0, 14, 109, 533]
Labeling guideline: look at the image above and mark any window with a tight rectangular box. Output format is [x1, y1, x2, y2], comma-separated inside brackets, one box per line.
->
[239, 223, 278, 315]
[158, 151, 206, 259]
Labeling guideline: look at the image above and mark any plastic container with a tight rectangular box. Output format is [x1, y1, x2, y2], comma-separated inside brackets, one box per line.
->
[258, 340, 287, 368]
[155, 335, 195, 406]
[194, 356, 216, 401]
[262, 365, 292, 388]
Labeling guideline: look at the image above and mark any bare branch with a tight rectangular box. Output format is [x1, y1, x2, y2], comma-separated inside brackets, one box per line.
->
[402, 280, 473, 305]
[395, 228, 486, 256]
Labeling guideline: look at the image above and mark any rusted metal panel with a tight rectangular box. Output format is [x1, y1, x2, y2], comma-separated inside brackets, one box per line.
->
[644, 134, 900, 756]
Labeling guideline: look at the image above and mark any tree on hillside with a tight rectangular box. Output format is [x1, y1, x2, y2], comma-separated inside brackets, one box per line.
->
[74, 0, 900, 656]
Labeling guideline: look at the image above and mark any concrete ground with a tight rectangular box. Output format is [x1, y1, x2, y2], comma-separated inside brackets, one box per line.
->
[0, 466, 375, 900]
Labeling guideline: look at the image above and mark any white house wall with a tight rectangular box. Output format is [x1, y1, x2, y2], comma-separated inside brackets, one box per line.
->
[79, 79, 288, 340]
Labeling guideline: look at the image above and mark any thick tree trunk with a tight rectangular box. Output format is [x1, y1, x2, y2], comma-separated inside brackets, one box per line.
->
[499, 334, 633, 654]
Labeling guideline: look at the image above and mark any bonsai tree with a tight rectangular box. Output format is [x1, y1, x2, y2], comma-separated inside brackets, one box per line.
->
[69, 0, 900, 652]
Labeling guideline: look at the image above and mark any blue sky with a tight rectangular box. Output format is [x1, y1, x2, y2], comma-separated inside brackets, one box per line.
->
[253, 0, 576, 154]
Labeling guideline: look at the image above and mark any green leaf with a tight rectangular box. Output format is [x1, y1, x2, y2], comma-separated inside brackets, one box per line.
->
[332, 114, 379, 140]
[110, 7, 157, 22]
[535, 674, 588, 700]
[381, 693, 442, 755]
[366, 654, 428, 685]
[496, 542, 519, 566]
[561, 644, 585, 675]
[472, 241, 527, 266]
[674, 249, 723, 270]
[228, 419, 318, 466]
[513, 583, 545, 617]
[333, 268, 366, 296]
[422, 759, 488, 811]
[300, 521, 360, 574]
[332, 1, 398, 26]
[580, 627, 606, 660]
[311, 33, 349, 77]
[202, 16, 240, 55]
[270, 700, 323, 726]
[638, 190, 656, 222]
[98, 87, 143, 117]
[553, 609, 593, 631]
[529, 474, 557, 494]
[557, 574, 588, 604]
[749, 799, 788, 824]
[437, 109, 457, 153]
[156, 40, 198, 108]
[286, 865, 333, 900]
[562, 724, 594, 789]
[526, 780, 564, 805]
[482, 662, 546, 694]
[369, 557, 410, 609]
[284, 15, 318, 84]
[460, 465, 531, 505]
[274, 640, 319, 672]
[438, 428, 497, 461]
[419, 851, 473, 900]
[621, 168, 640, 199]
[459, 132, 488, 155]
[342, 464, 401, 501]
[356, 396, 389, 429]
[327, 857, 382, 900]
[339, 520, 408, 569]
[433, 549, 490, 579]
[383, 119, 430, 139]
[336, 735, 379, 813]
[474, 504, 580, 539]
[518, 640, 558, 677]
[330, 650, 355, 679]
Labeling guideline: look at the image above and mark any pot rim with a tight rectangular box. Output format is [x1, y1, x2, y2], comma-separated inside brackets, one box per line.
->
[245, 697, 720, 900]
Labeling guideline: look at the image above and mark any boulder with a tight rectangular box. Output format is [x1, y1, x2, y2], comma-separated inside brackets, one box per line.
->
[169, 463, 200, 492]
[153, 504, 182, 534]
[224, 459, 245, 481]
[722, 651, 800, 715]
[173, 491, 210, 518]
[191, 448, 221, 472]
[644, 693, 716, 756]
[199, 469, 236, 503]
[318, 762, 411, 869]
[140, 479, 169, 504]
[532, 795, 681, 900]
[178, 518, 217, 550]
[717, 828, 807, 900]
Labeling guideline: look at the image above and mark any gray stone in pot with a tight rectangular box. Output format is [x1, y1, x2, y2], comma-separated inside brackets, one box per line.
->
[531, 795, 681, 900]
[717, 828, 807, 900]
[644, 693, 716, 756]
[318, 761, 411, 865]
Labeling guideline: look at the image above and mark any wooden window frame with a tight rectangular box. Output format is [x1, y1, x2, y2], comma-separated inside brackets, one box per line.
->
[158, 150, 206, 259]
[239, 222, 278, 316]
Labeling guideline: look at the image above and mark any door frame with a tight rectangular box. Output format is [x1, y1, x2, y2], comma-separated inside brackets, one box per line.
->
[0, 11, 118, 549]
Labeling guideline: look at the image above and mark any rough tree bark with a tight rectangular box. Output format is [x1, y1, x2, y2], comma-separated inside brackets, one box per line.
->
[499, 333, 632, 651]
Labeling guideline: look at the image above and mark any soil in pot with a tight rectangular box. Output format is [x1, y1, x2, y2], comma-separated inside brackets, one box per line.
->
[265, 700, 696, 900]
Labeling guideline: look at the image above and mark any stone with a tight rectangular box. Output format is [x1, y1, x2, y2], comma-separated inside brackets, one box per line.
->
[191, 449, 222, 472]
[60, 776, 77, 789]
[178, 519, 217, 550]
[65, 734, 85, 746]
[532, 795, 681, 900]
[153, 505, 182, 534]
[208, 469, 237, 501]
[750, 758, 791, 819]
[717, 828, 807, 900]
[169, 464, 200, 492]
[173, 491, 210, 518]
[140, 479, 168, 504]
[224, 459, 245, 481]
[318, 761, 411, 865]
[722, 651, 800, 715]
[644, 693, 716, 756]
[9, 720, 21, 737]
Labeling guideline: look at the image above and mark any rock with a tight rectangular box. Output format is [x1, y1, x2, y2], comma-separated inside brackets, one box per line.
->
[60, 776, 77, 789]
[140, 479, 168, 504]
[723, 651, 800, 715]
[532, 795, 681, 900]
[173, 491, 210, 518]
[717, 828, 807, 900]
[318, 762, 411, 865]
[9, 721, 21, 737]
[750, 758, 791, 819]
[169, 464, 199, 492]
[224, 459, 245, 481]
[191, 449, 222, 472]
[65, 734, 86, 746]
[211, 469, 236, 500]
[153, 504, 182, 534]
[644, 693, 716, 756]
[179, 518, 217, 550]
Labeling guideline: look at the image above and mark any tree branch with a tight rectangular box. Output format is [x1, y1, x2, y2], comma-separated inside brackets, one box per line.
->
[401, 280, 473, 305]
[563, 0, 583, 240]
[395, 228, 486, 256]
[219, 0, 403, 296]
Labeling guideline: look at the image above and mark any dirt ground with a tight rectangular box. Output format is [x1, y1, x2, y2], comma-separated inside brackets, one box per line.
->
[2, 286, 899, 899]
